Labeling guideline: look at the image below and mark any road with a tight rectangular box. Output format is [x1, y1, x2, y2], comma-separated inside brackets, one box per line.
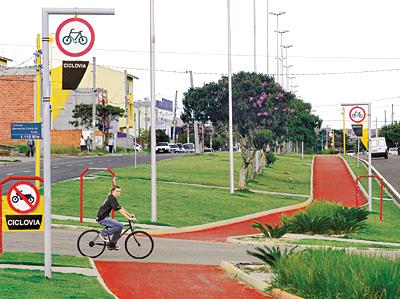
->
[0, 153, 178, 194]
[359, 154, 400, 194]
[3, 228, 259, 265]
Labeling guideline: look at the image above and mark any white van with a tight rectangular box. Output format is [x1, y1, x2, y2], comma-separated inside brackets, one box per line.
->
[370, 137, 388, 159]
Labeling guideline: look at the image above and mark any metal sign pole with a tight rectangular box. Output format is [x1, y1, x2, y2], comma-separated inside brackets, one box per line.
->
[150, 0, 157, 222]
[368, 103, 372, 211]
[42, 7, 114, 279]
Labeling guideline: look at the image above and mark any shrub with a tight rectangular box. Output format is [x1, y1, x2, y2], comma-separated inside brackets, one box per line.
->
[266, 152, 276, 166]
[283, 201, 369, 235]
[320, 149, 335, 154]
[246, 246, 296, 268]
[251, 221, 287, 239]
[271, 248, 400, 298]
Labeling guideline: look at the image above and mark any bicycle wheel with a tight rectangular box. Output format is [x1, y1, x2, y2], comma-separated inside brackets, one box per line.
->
[125, 231, 154, 259]
[77, 229, 106, 258]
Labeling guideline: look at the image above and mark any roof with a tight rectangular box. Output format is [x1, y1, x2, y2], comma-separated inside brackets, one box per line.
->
[0, 56, 13, 62]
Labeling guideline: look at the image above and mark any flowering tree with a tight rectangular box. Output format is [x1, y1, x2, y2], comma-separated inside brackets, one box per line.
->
[181, 72, 294, 189]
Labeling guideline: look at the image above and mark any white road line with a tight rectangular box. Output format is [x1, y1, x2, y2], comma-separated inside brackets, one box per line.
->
[6, 173, 14, 176]
[23, 170, 30, 173]
[66, 165, 73, 167]
[53, 166, 59, 169]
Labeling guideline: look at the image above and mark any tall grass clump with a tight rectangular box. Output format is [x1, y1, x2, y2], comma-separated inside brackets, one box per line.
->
[251, 222, 287, 239]
[283, 201, 368, 235]
[271, 248, 400, 298]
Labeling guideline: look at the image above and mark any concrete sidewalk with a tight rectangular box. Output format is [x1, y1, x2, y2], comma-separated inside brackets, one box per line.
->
[0, 263, 96, 276]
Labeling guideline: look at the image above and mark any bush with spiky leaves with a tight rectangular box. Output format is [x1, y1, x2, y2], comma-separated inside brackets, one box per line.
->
[246, 246, 297, 268]
[251, 221, 287, 239]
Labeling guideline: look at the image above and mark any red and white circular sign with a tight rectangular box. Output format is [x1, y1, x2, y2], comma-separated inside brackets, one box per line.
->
[349, 106, 366, 123]
[55, 17, 95, 57]
[7, 181, 40, 214]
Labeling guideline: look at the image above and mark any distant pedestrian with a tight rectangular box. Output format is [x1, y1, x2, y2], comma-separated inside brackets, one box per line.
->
[108, 136, 114, 154]
[86, 137, 93, 152]
[80, 135, 87, 152]
[27, 139, 35, 157]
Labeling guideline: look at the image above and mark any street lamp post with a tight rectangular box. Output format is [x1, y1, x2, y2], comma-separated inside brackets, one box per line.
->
[282, 45, 292, 90]
[277, 30, 289, 86]
[253, 0, 257, 72]
[269, 11, 285, 82]
[287, 76, 296, 91]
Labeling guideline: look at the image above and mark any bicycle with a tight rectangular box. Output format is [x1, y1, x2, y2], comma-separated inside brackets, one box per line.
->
[77, 220, 154, 259]
[62, 29, 88, 45]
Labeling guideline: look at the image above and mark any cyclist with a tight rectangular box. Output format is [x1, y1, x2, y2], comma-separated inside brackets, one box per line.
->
[96, 185, 136, 250]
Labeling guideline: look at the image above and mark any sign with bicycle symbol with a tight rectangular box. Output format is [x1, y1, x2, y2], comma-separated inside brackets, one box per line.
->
[56, 17, 95, 57]
[349, 106, 366, 123]
[2, 181, 44, 232]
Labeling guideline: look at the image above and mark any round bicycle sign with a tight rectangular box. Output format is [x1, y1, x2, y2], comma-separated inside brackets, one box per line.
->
[55, 17, 95, 57]
[349, 106, 366, 123]
[7, 181, 40, 214]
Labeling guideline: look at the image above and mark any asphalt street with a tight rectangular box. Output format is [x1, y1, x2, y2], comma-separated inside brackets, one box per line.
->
[0, 153, 178, 195]
[359, 154, 400, 194]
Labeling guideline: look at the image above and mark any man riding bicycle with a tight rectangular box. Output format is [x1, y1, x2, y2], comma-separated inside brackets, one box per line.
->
[96, 185, 136, 250]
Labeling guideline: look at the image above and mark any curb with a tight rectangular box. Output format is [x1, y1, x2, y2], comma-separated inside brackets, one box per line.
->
[0, 264, 96, 276]
[272, 289, 303, 299]
[220, 261, 269, 293]
[89, 259, 118, 299]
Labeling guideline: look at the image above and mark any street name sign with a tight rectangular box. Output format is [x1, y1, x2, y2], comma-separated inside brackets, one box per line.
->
[11, 123, 42, 140]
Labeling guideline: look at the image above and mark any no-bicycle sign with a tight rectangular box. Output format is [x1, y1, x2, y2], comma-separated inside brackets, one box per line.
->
[2, 181, 44, 232]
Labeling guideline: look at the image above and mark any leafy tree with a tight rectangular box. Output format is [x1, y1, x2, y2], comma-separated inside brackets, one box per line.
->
[156, 129, 170, 143]
[182, 71, 293, 189]
[379, 122, 400, 147]
[286, 99, 322, 150]
[254, 129, 273, 175]
[70, 104, 125, 147]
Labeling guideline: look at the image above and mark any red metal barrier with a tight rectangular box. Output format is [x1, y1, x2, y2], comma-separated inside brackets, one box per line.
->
[0, 176, 44, 255]
[355, 175, 384, 221]
[79, 168, 116, 223]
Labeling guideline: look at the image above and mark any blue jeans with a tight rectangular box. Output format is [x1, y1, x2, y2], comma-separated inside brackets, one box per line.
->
[98, 217, 123, 244]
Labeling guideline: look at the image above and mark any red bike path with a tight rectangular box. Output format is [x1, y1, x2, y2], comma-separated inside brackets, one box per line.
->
[95, 155, 366, 298]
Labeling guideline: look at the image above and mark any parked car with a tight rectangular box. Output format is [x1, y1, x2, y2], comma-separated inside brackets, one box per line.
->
[132, 143, 143, 151]
[388, 147, 398, 156]
[346, 150, 355, 156]
[176, 143, 183, 152]
[156, 142, 170, 153]
[169, 143, 183, 153]
[203, 147, 214, 153]
[370, 137, 388, 159]
[182, 143, 195, 153]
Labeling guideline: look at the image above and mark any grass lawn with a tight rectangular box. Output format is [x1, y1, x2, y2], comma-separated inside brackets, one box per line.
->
[52, 176, 305, 227]
[104, 152, 312, 195]
[0, 268, 112, 298]
[0, 252, 90, 268]
[342, 155, 400, 242]
[343, 155, 391, 198]
[347, 199, 400, 243]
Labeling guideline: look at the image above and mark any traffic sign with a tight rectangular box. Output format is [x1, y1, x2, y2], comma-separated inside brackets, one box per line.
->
[7, 181, 40, 214]
[11, 123, 42, 140]
[55, 17, 95, 57]
[349, 106, 366, 123]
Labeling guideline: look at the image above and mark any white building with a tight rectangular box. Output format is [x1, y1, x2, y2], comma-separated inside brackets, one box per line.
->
[134, 97, 183, 139]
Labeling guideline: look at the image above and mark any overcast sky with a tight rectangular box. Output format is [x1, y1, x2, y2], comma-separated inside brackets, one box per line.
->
[2, 0, 400, 129]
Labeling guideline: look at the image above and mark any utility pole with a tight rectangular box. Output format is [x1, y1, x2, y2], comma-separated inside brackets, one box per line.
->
[253, 0, 257, 73]
[376, 117, 378, 137]
[172, 90, 178, 143]
[392, 104, 394, 124]
[187, 70, 200, 152]
[385, 110, 387, 126]
[92, 57, 97, 151]
[125, 70, 129, 151]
